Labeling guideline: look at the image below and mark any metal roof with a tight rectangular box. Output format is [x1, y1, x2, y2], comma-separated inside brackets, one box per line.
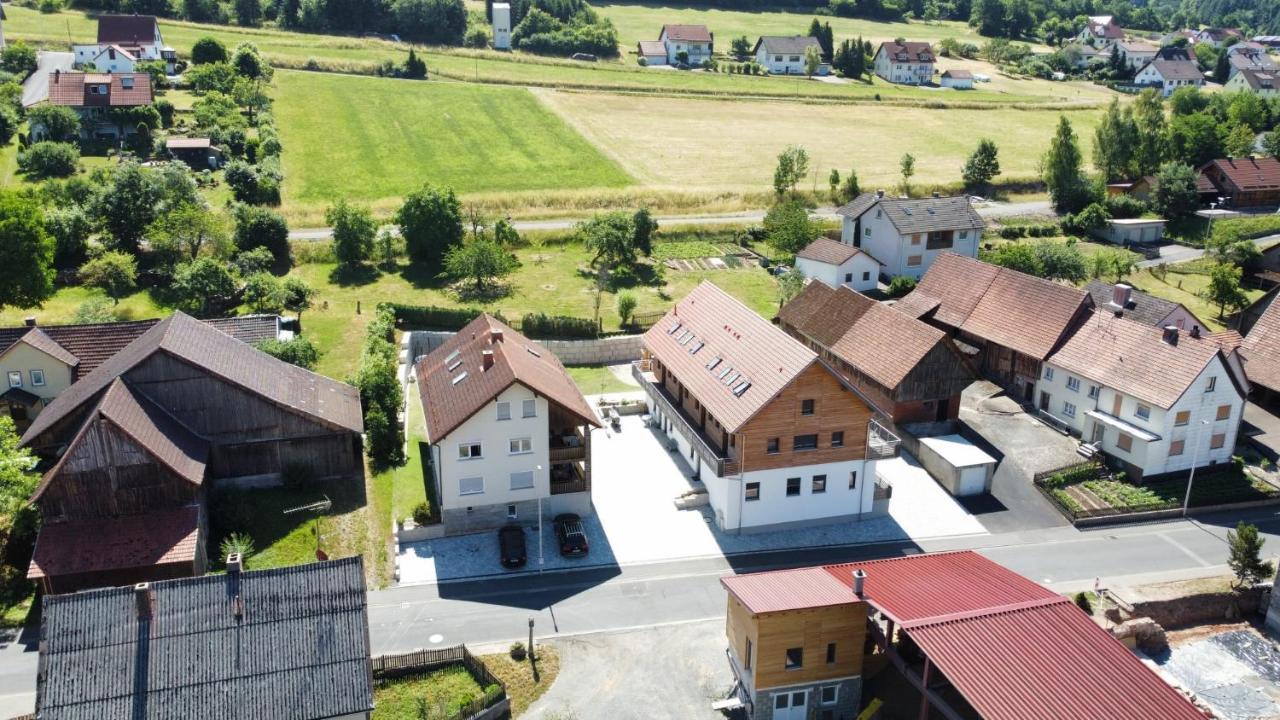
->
[721, 567, 856, 614]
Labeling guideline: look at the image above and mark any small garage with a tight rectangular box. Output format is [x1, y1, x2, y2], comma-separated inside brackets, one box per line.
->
[918, 434, 997, 497]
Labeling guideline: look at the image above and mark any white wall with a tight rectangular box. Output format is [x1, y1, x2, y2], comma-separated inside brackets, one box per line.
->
[757, 46, 806, 75]
[663, 36, 711, 66]
[842, 208, 979, 279]
[794, 253, 879, 292]
[492, 4, 511, 49]
[873, 53, 934, 84]
[735, 460, 874, 530]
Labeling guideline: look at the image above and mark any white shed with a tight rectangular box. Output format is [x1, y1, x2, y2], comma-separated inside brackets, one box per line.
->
[940, 69, 974, 89]
[492, 2, 511, 50]
[918, 434, 997, 496]
[1091, 217, 1166, 246]
[794, 237, 882, 292]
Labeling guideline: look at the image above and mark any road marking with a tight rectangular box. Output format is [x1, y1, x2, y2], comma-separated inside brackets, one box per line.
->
[1157, 532, 1216, 567]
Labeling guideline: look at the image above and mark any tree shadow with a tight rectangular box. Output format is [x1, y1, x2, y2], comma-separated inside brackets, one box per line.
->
[328, 263, 381, 288]
[452, 282, 513, 304]
[399, 261, 450, 290]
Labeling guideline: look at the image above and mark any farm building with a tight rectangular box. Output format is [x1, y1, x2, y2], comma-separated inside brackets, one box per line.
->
[793, 237, 881, 292]
[939, 69, 973, 89]
[1086, 281, 1206, 332]
[1200, 157, 1280, 208]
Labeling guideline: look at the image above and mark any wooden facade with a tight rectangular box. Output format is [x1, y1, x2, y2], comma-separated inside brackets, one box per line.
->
[726, 593, 867, 692]
[1201, 162, 1280, 208]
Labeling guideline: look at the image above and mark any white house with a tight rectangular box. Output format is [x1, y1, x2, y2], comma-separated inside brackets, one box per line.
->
[658, 24, 712, 66]
[835, 191, 985, 280]
[1227, 67, 1280, 97]
[873, 40, 935, 85]
[491, 2, 511, 50]
[1227, 49, 1277, 80]
[1091, 217, 1166, 246]
[1194, 27, 1244, 47]
[73, 15, 175, 74]
[794, 237, 881, 292]
[939, 68, 973, 89]
[1077, 15, 1124, 46]
[1063, 43, 1104, 69]
[80, 45, 137, 73]
[1115, 40, 1159, 70]
[1037, 313, 1247, 480]
[1134, 58, 1204, 96]
[415, 315, 600, 535]
[753, 36, 828, 76]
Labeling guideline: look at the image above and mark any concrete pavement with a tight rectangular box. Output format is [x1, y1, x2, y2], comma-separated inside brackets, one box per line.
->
[1137, 232, 1280, 269]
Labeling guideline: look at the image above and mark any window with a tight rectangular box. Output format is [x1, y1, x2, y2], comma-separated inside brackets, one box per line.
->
[785, 647, 803, 669]
[458, 442, 482, 460]
[1116, 433, 1133, 452]
[29, 369, 44, 387]
[925, 232, 953, 250]
[775, 695, 789, 710]
[767, 438, 780, 454]
[863, 271, 871, 281]
[821, 686, 838, 705]
[793, 434, 818, 451]
[1043, 367, 1054, 381]
[507, 504, 518, 519]
[1206, 376, 1217, 393]
[831, 431, 844, 448]
[1216, 404, 1231, 421]
[875, 209, 882, 218]
[911, 233, 922, 245]
[959, 230, 969, 240]
[826, 643, 836, 664]
[906, 255, 923, 267]
[496, 402, 511, 421]
[522, 399, 536, 418]
[774, 55, 783, 62]
[812, 475, 827, 493]
[121, 76, 134, 89]
[509, 437, 532, 454]
[849, 470, 858, 489]
[745, 638, 752, 669]
[789, 55, 800, 62]
[1169, 440, 1185, 456]
[1170, 410, 1190, 427]
[1066, 376, 1080, 392]
[1063, 401, 1076, 418]
[786, 478, 801, 497]
[1210, 433, 1226, 449]
[845, 273, 853, 283]
[459, 476, 484, 495]
[1136, 404, 1151, 421]
[509, 471, 534, 490]
[745, 482, 760, 501]
[864, 227, 871, 237]
[6, 371, 19, 388]
[1089, 385, 1100, 400]
[801, 399, 815, 415]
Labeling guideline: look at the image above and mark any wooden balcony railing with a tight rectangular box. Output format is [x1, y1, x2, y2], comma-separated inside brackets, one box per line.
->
[632, 362, 738, 478]
[549, 445, 586, 463]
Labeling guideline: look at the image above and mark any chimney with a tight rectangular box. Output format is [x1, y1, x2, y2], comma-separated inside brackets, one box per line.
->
[1162, 325, 1179, 345]
[1111, 283, 1132, 310]
[1190, 324, 1201, 339]
[852, 568, 867, 598]
[876, 189, 885, 198]
[23, 317, 36, 327]
[482, 349, 494, 371]
[490, 329, 504, 344]
[134, 582, 152, 619]
[54, 69, 60, 83]
[226, 552, 242, 575]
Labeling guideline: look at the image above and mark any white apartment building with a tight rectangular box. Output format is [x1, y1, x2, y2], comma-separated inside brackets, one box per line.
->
[872, 40, 935, 85]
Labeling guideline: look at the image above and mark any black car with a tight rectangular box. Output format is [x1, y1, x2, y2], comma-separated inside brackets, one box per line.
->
[554, 514, 589, 557]
[498, 525, 527, 569]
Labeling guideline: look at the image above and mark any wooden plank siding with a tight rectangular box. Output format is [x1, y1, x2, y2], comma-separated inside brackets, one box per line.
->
[728, 595, 868, 692]
[736, 364, 873, 473]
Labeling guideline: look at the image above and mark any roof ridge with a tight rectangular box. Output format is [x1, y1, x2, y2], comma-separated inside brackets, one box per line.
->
[900, 595, 1070, 630]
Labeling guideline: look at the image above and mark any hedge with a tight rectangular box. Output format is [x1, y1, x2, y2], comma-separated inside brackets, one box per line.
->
[520, 313, 599, 339]
[381, 303, 492, 330]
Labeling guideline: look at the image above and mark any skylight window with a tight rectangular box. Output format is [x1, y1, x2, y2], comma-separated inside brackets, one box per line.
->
[451, 371, 468, 385]
[679, 332, 694, 346]
[445, 349, 461, 364]
[689, 341, 705, 355]
[733, 381, 751, 397]
[668, 321, 682, 335]
[724, 371, 740, 385]
[718, 366, 734, 380]
[706, 356, 722, 371]
[447, 359, 462, 372]
[526, 347, 541, 358]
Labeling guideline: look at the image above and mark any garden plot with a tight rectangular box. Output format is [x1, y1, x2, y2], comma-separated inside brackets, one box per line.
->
[653, 242, 757, 271]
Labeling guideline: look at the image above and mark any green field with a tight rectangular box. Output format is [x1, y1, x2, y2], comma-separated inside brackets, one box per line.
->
[273, 70, 632, 216]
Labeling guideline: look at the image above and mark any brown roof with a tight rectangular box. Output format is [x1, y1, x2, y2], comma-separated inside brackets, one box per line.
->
[1202, 157, 1280, 192]
[1142, 58, 1203, 81]
[1242, 295, 1280, 392]
[643, 282, 816, 433]
[900, 253, 1091, 360]
[877, 40, 935, 63]
[942, 69, 973, 79]
[637, 40, 666, 55]
[21, 312, 361, 445]
[1049, 313, 1235, 409]
[795, 237, 868, 265]
[836, 193, 985, 235]
[97, 14, 160, 45]
[778, 282, 953, 393]
[1237, 69, 1279, 91]
[28, 505, 200, 580]
[46, 71, 153, 108]
[661, 24, 711, 43]
[415, 314, 599, 442]
[12, 328, 80, 367]
[166, 137, 213, 150]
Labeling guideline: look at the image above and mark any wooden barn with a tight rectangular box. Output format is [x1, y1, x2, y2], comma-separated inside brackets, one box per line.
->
[22, 312, 363, 594]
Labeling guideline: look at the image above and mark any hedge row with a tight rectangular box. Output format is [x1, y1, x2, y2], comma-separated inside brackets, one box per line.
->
[519, 313, 600, 339]
[382, 303, 603, 339]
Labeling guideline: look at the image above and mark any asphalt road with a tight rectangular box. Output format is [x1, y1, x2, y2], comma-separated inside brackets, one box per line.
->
[1136, 232, 1280, 268]
[21, 51, 75, 108]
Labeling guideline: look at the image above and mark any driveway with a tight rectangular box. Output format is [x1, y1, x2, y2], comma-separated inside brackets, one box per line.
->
[22, 51, 74, 108]
[1243, 402, 1280, 462]
[1137, 233, 1280, 269]
[523, 620, 733, 720]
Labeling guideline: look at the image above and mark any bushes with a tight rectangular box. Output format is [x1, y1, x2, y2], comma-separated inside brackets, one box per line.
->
[1101, 194, 1148, 220]
[885, 276, 916, 299]
[255, 337, 319, 369]
[355, 306, 404, 469]
[18, 141, 79, 178]
[520, 313, 598, 339]
[382, 303, 489, 330]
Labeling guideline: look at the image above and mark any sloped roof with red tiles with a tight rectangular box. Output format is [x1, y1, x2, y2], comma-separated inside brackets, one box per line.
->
[795, 237, 867, 266]
[9, 328, 80, 367]
[877, 40, 935, 63]
[643, 281, 817, 433]
[416, 314, 600, 442]
[1242, 295, 1280, 392]
[721, 566, 856, 614]
[46, 71, 152, 108]
[97, 14, 160, 45]
[1202, 156, 1280, 192]
[661, 24, 712, 42]
[28, 505, 200, 580]
[1049, 312, 1236, 408]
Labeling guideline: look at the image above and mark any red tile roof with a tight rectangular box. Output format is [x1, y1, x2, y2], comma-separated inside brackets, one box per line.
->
[795, 237, 867, 265]
[721, 567, 856, 614]
[878, 40, 935, 63]
[1201, 157, 1280, 192]
[637, 40, 666, 55]
[1242, 295, 1280, 392]
[642, 281, 816, 433]
[415, 314, 600, 442]
[97, 14, 160, 45]
[28, 505, 200, 580]
[46, 71, 153, 108]
[942, 69, 973, 79]
[661, 24, 711, 43]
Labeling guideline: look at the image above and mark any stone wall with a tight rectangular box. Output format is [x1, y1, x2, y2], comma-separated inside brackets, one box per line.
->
[1113, 584, 1267, 628]
[407, 331, 643, 367]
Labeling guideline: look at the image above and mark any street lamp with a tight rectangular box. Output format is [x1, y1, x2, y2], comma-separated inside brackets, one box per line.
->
[1182, 420, 1212, 517]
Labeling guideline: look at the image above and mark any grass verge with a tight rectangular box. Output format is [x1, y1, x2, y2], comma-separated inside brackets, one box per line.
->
[373, 665, 486, 720]
[566, 364, 637, 396]
[481, 646, 561, 717]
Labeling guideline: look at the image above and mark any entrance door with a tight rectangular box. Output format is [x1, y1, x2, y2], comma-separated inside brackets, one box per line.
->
[773, 691, 808, 720]
[1039, 391, 1050, 412]
[1024, 380, 1035, 402]
[1091, 423, 1104, 443]
[935, 398, 950, 422]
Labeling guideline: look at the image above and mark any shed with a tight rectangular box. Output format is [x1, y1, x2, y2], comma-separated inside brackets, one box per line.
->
[940, 69, 973, 89]
[918, 434, 996, 496]
[492, 2, 511, 49]
[638, 40, 667, 65]
[1091, 217, 1166, 246]
[165, 137, 222, 169]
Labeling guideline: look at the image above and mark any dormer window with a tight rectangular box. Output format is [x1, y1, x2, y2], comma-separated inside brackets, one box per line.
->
[121, 77, 134, 89]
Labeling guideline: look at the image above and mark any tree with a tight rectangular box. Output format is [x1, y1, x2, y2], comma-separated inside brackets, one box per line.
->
[808, 18, 833, 59]
[970, 0, 1005, 37]
[986, 242, 1042, 276]
[172, 257, 237, 316]
[95, 162, 161, 254]
[838, 168, 861, 203]
[282, 276, 316, 322]
[255, 337, 319, 369]
[233, 246, 276, 276]
[1224, 123, 1257, 158]
[397, 184, 464, 266]
[45, 206, 91, 271]
[233, 204, 291, 270]
[579, 211, 637, 269]
[191, 37, 229, 64]
[444, 237, 517, 291]
[231, 43, 270, 80]
[616, 291, 637, 327]
[804, 45, 821, 78]
[632, 207, 658, 257]
[1203, 262, 1248, 319]
[899, 152, 916, 196]
[326, 200, 377, 269]
[730, 35, 751, 59]
[232, 77, 271, 125]
[1151, 162, 1200, 220]
[1227, 522, 1274, 590]
[1089, 247, 1135, 284]
[0, 192, 55, 311]
[242, 272, 291, 313]
[1132, 90, 1168, 176]
[186, 61, 238, 94]
[403, 48, 428, 79]
[828, 169, 841, 204]
[0, 103, 18, 146]
[149, 203, 231, 263]
[777, 267, 805, 304]
[1092, 98, 1137, 182]
[1043, 115, 1089, 213]
[1227, 91, 1268, 132]
[17, 141, 79, 178]
[1, 42, 37, 78]
[27, 105, 81, 143]
[79, 251, 138, 305]
[1033, 240, 1087, 282]
[72, 298, 118, 324]
[962, 138, 1001, 191]
[1264, 129, 1280, 161]
[1169, 112, 1225, 167]
[235, 0, 262, 25]
[1214, 50, 1230, 84]
[0, 417, 37, 520]
[763, 199, 818, 255]
[392, 0, 467, 45]
[773, 145, 810, 197]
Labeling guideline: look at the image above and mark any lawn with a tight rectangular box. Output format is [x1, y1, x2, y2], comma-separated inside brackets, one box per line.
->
[385, 390, 430, 525]
[1126, 262, 1267, 332]
[566, 364, 637, 396]
[0, 286, 165, 327]
[273, 70, 632, 219]
[480, 646, 561, 717]
[373, 665, 487, 720]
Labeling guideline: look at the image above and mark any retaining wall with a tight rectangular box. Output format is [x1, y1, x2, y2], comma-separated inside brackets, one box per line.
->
[407, 331, 643, 366]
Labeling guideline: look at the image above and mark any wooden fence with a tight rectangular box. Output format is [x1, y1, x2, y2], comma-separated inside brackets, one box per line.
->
[372, 645, 507, 720]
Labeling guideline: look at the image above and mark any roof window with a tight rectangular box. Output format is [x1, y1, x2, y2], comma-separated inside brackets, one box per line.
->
[526, 347, 541, 358]
[445, 349, 461, 364]
[451, 371, 468, 385]
[718, 366, 734, 380]
[706, 356, 721, 371]
[733, 381, 751, 397]
[689, 341, 705, 355]
[668, 321, 682, 335]
[447, 359, 462, 372]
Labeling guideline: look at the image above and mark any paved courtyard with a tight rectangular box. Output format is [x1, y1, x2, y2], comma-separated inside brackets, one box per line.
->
[397, 415, 984, 584]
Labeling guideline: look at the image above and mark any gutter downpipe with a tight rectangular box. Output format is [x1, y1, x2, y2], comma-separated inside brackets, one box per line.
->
[736, 432, 746, 535]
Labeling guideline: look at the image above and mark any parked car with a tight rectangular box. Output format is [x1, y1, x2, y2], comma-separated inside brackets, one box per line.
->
[554, 514, 589, 557]
[498, 525, 527, 569]
[571, 53, 597, 62]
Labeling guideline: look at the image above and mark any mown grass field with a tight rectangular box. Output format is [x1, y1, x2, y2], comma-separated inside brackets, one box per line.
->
[273, 70, 632, 217]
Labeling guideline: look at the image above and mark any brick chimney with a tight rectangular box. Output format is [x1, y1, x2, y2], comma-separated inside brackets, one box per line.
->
[1162, 325, 1179, 345]
[482, 349, 494, 371]
[1190, 324, 1201, 339]
[134, 582, 152, 619]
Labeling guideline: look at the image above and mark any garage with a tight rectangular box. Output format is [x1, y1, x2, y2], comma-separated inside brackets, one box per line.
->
[918, 434, 998, 497]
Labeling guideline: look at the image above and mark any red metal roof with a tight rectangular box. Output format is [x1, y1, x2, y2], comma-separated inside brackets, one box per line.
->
[720, 567, 856, 614]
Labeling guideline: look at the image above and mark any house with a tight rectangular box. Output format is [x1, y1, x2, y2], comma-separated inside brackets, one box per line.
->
[1063, 42, 1104, 69]
[73, 14, 175, 73]
[35, 556, 374, 720]
[1077, 15, 1123, 45]
[658, 24, 712, 66]
[36, 71, 153, 140]
[1134, 58, 1205, 95]
[1128, 171, 1219, 203]
[1039, 313, 1247, 479]
[1241, 292, 1280, 402]
[895, 253, 1094, 401]
[1115, 39, 1159, 70]
[753, 36, 828, 76]
[719, 550, 1206, 720]
[166, 137, 223, 168]
[1255, 36, 1280, 50]
[634, 282, 899, 533]
[1091, 216, 1167, 246]
[0, 314, 283, 430]
[872, 40, 935, 85]
[777, 282, 974, 425]
[415, 314, 600, 535]
[1195, 27, 1244, 47]
[793, 237, 881, 292]
[836, 191, 985, 280]
[491, 2, 511, 50]
[22, 312, 363, 594]
[1156, 44, 1198, 63]
[81, 44, 137, 73]
[1087, 281, 1207, 331]
[1227, 48, 1278, 80]
[939, 68, 973, 88]
[1226, 67, 1280, 97]
[1199, 156, 1280, 208]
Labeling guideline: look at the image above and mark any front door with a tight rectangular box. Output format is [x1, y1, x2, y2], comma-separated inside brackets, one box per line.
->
[936, 397, 950, 422]
[1023, 379, 1035, 402]
[773, 690, 808, 720]
[1091, 422, 1105, 443]
[1039, 391, 1050, 412]
[1112, 393, 1123, 416]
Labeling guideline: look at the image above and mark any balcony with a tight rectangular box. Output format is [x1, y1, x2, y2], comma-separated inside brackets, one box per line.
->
[867, 419, 901, 460]
[550, 461, 589, 495]
[549, 430, 586, 463]
[632, 363, 740, 477]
